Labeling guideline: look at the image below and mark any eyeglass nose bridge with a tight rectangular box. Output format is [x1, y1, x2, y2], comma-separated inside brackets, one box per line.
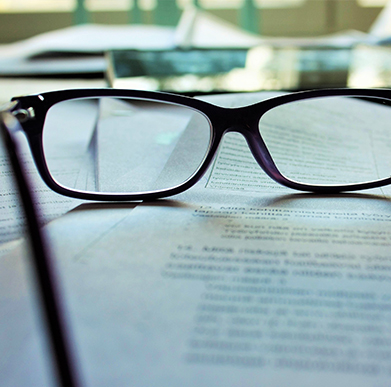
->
[220, 114, 288, 187]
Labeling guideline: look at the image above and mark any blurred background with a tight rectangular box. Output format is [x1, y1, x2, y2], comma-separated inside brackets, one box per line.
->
[0, 0, 387, 43]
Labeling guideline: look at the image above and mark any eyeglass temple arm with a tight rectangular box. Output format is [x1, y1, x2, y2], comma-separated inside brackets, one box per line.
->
[0, 114, 80, 387]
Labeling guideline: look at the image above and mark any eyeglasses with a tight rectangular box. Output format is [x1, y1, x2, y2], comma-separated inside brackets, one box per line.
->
[5, 88, 391, 201]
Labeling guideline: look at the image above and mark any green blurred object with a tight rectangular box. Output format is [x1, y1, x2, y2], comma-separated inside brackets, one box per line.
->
[130, 0, 143, 24]
[71, 0, 259, 33]
[154, 0, 181, 26]
[73, 0, 89, 25]
[240, 0, 260, 34]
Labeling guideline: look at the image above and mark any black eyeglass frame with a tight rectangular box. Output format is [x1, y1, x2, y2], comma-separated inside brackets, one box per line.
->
[8, 87, 391, 201]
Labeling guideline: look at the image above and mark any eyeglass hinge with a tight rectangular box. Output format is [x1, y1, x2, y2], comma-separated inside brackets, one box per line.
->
[12, 107, 35, 123]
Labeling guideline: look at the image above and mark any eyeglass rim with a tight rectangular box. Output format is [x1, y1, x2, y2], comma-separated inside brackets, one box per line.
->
[10, 87, 391, 200]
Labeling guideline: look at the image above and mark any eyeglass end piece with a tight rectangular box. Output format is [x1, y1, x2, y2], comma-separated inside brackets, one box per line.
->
[12, 107, 35, 123]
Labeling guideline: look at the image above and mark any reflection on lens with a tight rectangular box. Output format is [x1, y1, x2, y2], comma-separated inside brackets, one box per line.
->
[42, 97, 211, 194]
[259, 96, 391, 186]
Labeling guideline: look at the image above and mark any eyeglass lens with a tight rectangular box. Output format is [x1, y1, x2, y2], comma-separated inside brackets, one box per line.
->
[259, 96, 391, 188]
[43, 97, 212, 194]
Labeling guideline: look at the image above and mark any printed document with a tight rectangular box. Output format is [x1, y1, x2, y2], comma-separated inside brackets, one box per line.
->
[2, 187, 391, 386]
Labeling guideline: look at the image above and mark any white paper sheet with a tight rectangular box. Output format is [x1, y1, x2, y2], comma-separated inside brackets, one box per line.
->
[175, 6, 374, 49]
[2, 187, 391, 387]
[0, 24, 176, 76]
[0, 132, 82, 246]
